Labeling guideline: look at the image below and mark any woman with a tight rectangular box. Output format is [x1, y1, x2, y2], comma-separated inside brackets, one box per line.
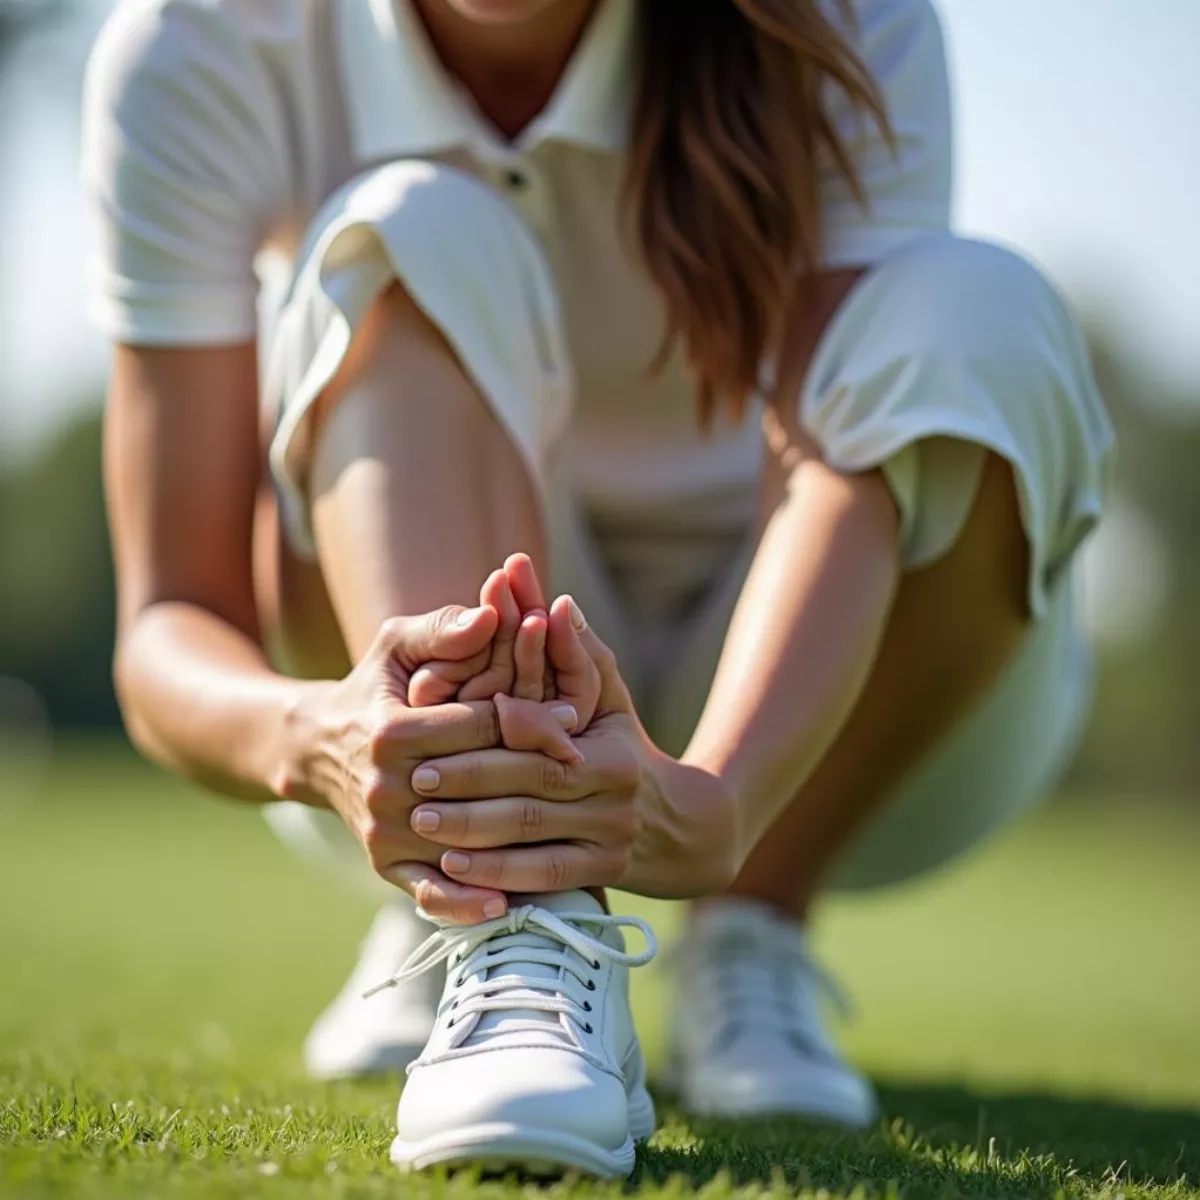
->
[85, 0, 1114, 1179]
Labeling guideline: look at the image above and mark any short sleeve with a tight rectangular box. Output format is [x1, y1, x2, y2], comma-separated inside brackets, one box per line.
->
[800, 236, 1116, 620]
[82, 2, 290, 345]
[819, 0, 953, 269]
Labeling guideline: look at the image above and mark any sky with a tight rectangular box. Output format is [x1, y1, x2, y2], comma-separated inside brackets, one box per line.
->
[0, 0, 1198, 458]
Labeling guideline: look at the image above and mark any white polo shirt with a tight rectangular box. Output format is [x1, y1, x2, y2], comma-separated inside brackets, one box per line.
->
[83, 0, 952, 585]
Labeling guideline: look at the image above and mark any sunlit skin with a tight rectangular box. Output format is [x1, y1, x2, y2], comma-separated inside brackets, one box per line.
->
[414, 0, 599, 138]
[107, 0, 1033, 928]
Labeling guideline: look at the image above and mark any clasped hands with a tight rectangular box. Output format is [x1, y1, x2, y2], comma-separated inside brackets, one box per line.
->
[287, 554, 737, 924]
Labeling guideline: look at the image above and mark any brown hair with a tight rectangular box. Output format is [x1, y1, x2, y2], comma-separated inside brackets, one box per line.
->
[627, 1, 891, 425]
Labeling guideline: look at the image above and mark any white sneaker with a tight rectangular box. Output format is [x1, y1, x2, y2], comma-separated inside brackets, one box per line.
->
[366, 891, 657, 1178]
[304, 902, 442, 1080]
[668, 899, 877, 1126]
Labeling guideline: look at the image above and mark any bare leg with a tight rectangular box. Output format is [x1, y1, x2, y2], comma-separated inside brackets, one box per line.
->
[716, 448, 1030, 917]
[306, 284, 546, 662]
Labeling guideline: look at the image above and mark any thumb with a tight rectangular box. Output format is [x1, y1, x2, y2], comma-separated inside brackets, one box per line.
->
[549, 596, 633, 718]
[377, 605, 499, 672]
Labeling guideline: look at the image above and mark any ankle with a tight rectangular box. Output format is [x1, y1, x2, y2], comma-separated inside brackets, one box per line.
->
[690, 887, 810, 925]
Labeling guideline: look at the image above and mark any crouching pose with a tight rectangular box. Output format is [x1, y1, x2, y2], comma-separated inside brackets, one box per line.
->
[88, 0, 1113, 1178]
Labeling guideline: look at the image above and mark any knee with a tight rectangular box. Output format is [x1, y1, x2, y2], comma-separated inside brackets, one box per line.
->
[314, 160, 549, 295]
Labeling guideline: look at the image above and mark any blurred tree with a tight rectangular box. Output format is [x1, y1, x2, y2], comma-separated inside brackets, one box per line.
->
[0, 406, 119, 729]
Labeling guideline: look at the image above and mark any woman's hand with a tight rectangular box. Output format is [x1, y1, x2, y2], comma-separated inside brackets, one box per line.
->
[408, 590, 740, 900]
[281, 602, 577, 923]
[408, 553, 602, 739]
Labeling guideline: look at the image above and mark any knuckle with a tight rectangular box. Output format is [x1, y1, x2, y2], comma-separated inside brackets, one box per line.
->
[475, 703, 501, 746]
[360, 817, 390, 861]
[367, 711, 410, 763]
[607, 750, 641, 795]
[455, 757, 484, 795]
[378, 616, 406, 647]
[361, 771, 392, 817]
[544, 850, 573, 891]
[540, 756, 572, 796]
[432, 606, 457, 635]
[473, 855, 505, 887]
[519, 799, 545, 841]
[411, 876, 438, 911]
[594, 642, 618, 677]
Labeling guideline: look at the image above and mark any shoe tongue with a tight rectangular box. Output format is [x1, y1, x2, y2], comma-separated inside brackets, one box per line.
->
[469, 891, 604, 1043]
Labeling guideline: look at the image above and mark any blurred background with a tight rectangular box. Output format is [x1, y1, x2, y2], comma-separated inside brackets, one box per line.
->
[2, 0, 1198, 792]
[0, 0, 1198, 1122]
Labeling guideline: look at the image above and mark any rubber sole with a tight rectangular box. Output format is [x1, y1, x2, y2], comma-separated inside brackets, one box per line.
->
[662, 1047, 876, 1127]
[391, 1123, 636, 1179]
[392, 1086, 656, 1180]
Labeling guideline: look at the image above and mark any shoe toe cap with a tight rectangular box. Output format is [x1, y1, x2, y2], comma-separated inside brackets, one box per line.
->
[304, 1007, 430, 1080]
[693, 1050, 877, 1126]
[397, 1048, 630, 1151]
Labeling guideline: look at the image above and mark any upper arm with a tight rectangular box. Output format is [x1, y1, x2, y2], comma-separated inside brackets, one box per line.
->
[85, 5, 287, 640]
[82, 1, 289, 345]
[820, 0, 952, 268]
[106, 343, 263, 641]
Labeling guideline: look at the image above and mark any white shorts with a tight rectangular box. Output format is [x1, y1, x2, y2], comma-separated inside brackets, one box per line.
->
[262, 162, 1114, 895]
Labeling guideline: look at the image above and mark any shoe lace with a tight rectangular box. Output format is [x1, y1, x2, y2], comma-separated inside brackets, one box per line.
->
[364, 905, 656, 1051]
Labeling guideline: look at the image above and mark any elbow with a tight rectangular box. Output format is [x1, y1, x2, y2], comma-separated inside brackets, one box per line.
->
[112, 632, 162, 768]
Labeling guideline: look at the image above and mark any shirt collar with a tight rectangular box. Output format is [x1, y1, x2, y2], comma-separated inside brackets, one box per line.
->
[338, 0, 637, 162]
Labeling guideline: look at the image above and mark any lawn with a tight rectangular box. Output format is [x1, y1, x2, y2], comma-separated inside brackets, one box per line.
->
[1, 744, 1198, 1198]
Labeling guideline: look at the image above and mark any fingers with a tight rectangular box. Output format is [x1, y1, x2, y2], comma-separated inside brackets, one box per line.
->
[383, 861, 508, 925]
[380, 605, 499, 673]
[370, 701, 501, 764]
[512, 611, 548, 701]
[546, 597, 602, 730]
[410, 794, 622, 850]
[494, 694, 582, 765]
[412, 735, 637, 802]
[439, 842, 627, 894]
[558, 596, 635, 715]
[407, 647, 490, 707]
[504, 552, 547, 614]
[458, 570, 520, 701]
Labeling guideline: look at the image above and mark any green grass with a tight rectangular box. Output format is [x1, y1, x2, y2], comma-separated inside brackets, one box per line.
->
[1, 744, 1199, 1198]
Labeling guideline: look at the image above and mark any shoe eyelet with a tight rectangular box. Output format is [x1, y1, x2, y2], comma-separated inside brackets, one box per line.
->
[582, 1023, 593, 1034]
[583, 1001, 592, 1012]
[585, 979, 596, 992]
[591, 960, 600, 970]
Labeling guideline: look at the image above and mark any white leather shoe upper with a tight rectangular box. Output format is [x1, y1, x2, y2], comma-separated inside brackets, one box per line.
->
[370, 891, 657, 1174]
[670, 900, 877, 1126]
[303, 901, 441, 1080]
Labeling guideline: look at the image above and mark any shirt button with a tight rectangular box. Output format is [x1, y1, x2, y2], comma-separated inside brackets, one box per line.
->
[502, 168, 529, 192]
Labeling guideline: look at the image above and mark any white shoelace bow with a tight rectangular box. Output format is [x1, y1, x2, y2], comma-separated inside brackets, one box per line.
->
[364, 905, 657, 1052]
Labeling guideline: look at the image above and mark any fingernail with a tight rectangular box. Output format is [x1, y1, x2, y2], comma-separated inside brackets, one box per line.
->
[412, 809, 440, 833]
[568, 597, 587, 631]
[455, 606, 482, 628]
[552, 705, 578, 731]
[444, 851, 471, 874]
[483, 898, 507, 919]
[412, 767, 440, 793]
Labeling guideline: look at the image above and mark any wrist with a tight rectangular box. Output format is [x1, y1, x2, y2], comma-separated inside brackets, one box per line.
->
[653, 747, 743, 894]
[272, 679, 336, 809]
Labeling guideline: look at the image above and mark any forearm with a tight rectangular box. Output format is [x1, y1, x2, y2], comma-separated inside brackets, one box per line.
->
[115, 601, 320, 806]
[681, 451, 901, 857]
